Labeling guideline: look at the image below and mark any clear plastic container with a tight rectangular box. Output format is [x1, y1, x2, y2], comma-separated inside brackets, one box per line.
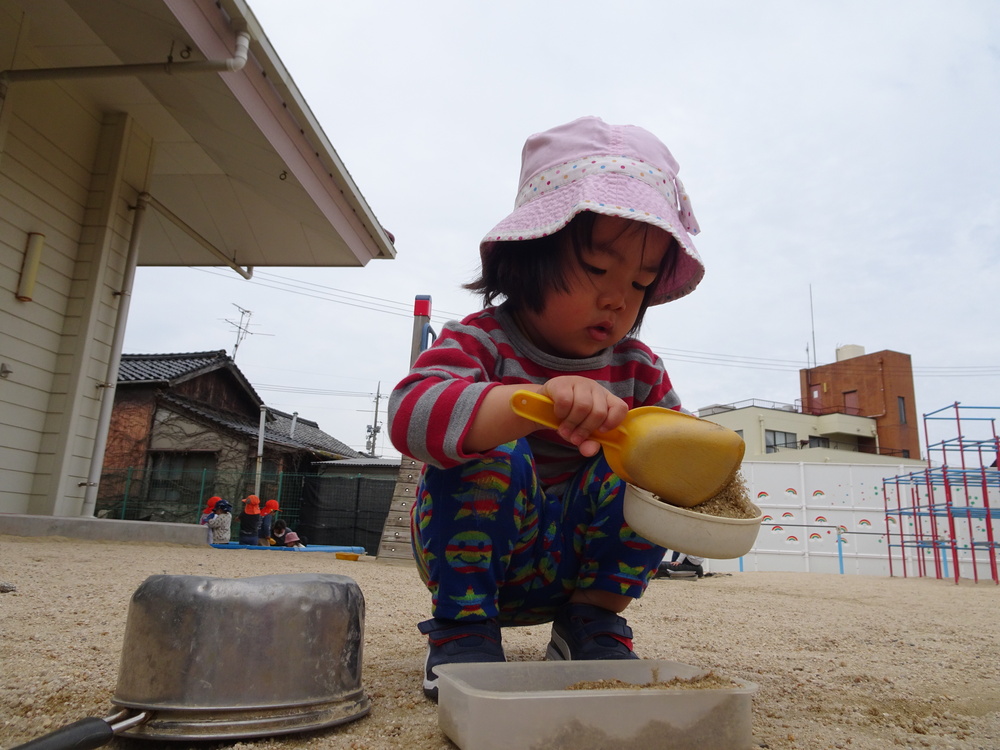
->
[435, 659, 757, 750]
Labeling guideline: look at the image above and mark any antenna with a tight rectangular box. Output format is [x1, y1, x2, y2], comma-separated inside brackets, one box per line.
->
[809, 284, 817, 368]
[225, 303, 273, 360]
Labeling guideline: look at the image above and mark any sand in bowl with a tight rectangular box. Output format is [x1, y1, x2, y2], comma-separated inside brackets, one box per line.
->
[663, 471, 758, 519]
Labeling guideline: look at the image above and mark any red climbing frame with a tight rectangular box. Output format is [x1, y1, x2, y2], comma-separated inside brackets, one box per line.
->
[884, 403, 999, 584]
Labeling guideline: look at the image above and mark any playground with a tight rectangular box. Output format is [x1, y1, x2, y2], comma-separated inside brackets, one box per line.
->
[1, 534, 997, 750]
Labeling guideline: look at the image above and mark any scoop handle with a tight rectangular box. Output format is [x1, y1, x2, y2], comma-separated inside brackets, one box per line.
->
[509, 390, 624, 444]
[510, 390, 562, 430]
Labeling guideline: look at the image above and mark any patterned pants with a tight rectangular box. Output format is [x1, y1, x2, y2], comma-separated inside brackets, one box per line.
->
[411, 439, 665, 626]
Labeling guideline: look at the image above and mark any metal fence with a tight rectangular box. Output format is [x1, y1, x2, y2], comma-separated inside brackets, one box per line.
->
[95, 468, 395, 553]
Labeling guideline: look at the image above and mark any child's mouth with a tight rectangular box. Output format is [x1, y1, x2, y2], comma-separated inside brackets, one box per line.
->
[587, 324, 611, 342]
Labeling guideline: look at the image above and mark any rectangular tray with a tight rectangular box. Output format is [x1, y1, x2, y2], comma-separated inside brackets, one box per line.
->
[435, 659, 756, 750]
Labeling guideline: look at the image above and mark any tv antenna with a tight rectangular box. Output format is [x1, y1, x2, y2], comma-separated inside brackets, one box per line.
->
[225, 304, 273, 360]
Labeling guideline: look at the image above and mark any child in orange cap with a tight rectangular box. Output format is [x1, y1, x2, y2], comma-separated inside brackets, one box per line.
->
[258, 499, 280, 546]
[238, 495, 262, 545]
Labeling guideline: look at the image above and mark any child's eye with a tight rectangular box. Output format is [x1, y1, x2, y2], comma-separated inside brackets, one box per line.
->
[632, 281, 650, 291]
[583, 262, 606, 276]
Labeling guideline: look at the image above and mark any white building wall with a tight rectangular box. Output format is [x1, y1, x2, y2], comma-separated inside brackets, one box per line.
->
[705, 461, 999, 580]
[1, 55, 153, 514]
[0, 79, 100, 513]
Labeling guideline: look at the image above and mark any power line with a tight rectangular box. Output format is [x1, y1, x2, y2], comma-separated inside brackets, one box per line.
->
[182, 267, 1000, 380]
[252, 384, 379, 397]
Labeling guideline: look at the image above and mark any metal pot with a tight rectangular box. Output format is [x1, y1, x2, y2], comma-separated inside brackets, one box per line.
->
[14, 573, 369, 748]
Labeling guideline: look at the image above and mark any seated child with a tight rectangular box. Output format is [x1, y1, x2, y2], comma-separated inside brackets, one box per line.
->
[388, 116, 707, 700]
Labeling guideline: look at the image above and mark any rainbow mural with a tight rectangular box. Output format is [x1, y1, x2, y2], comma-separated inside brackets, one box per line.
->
[786, 535, 799, 543]
[859, 519, 871, 527]
[782, 512, 795, 519]
[761, 515, 773, 523]
[785, 488, 798, 495]
[809, 533, 822, 540]
[757, 491, 769, 499]
[771, 525, 784, 532]
[814, 516, 828, 524]
[812, 490, 825, 497]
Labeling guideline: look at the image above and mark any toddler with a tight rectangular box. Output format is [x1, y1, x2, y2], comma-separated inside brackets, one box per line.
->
[388, 115, 705, 700]
[207, 499, 233, 544]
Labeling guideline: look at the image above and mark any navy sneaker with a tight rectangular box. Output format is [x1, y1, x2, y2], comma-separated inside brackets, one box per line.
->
[546, 603, 639, 661]
[418, 617, 505, 701]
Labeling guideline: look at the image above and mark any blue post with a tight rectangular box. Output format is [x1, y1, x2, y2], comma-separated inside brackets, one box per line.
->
[940, 542, 950, 579]
[836, 529, 845, 574]
[738, 556, 744, 572]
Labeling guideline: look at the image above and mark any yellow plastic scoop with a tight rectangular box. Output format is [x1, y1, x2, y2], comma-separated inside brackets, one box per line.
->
[510, 390, 745, 507]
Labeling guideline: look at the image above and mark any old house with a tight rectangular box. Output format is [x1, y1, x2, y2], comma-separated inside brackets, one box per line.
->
[98, 350, 358, 523]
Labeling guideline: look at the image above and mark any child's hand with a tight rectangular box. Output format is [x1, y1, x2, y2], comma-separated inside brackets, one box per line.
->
[541, 376, 628, 457]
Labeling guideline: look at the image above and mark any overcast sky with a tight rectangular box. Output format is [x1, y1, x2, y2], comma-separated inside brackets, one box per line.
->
[124, 1, 1000, 458]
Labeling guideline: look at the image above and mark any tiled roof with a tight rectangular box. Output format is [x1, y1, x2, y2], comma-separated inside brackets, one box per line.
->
[269, 409, 361, 458]
[118, 351, 231, 384]
[160, 394, 360, 459]
[119, 352, 360, 459]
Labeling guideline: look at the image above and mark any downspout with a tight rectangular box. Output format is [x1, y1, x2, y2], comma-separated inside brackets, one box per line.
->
[1, 31, 251, 83]
[254, 404, 267, 496]
[80, 193, 150, 516]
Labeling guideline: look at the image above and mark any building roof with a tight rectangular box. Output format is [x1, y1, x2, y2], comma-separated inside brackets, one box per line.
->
[159, 394, 359, 459]
[2, 0, 396, 271]
[118, 351, 360, 459]
[316, 457, 402, 468]
[269, 409, 361, 458]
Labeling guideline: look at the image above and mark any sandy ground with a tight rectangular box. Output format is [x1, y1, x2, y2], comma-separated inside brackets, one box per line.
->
[1, 535, 998, 750]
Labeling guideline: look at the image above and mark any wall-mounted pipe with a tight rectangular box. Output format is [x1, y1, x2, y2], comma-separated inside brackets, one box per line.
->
[0, 31, 251, 83]
[81, 193, 151, 517]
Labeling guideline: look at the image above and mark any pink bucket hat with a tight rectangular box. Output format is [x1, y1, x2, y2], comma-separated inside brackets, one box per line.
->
[481, 116, 705, 305]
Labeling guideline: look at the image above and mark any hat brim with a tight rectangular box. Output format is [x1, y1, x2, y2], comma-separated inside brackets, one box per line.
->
[481, 172, 704, 305]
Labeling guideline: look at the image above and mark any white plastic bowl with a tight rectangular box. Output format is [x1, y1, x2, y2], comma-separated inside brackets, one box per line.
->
[623, 484, 763, 559]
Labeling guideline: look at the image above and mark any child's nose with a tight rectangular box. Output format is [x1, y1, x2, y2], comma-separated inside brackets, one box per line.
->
[598, 285, 627, 311]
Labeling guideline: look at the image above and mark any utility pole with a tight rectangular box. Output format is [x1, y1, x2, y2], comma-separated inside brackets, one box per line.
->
[365, 381, 383, 456]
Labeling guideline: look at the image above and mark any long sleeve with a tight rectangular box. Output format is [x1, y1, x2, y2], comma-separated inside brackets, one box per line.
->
[388, 312, 503, 468]
[388, 305, 683, 482]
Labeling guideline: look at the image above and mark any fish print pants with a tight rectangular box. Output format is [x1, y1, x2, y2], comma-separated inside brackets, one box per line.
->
[411, 438, 665, 626]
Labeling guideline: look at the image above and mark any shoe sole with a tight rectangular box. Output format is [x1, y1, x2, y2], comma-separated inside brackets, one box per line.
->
[546, 630, 571, 661]
[423, 647, 440, 701]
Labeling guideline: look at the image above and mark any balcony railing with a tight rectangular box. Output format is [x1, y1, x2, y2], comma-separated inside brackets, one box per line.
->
[768, 441, 911, 458]
[699, 399, 863, 417]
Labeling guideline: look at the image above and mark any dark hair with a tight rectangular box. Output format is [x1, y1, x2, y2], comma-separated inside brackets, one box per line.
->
[465, 212, 678, 335]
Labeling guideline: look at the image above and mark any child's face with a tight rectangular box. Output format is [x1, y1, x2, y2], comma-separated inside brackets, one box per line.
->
[518, 214, 670, 358]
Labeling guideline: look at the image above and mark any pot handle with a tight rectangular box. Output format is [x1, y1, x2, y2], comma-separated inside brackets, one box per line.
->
[11, 711, 149, 750]
[10, 717, 114, 750]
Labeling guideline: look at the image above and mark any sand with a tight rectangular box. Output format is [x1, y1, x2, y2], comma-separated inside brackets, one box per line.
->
[1, 535, 998, 750]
